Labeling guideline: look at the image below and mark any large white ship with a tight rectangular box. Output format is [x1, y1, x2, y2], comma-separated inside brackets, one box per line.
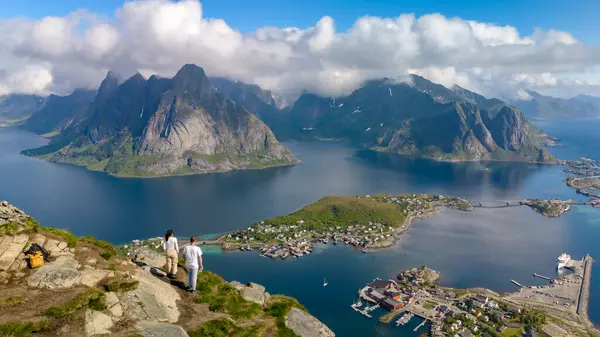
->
[557, 253, 571, 269]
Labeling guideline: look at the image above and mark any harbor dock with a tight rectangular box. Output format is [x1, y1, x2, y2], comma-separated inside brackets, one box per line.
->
[577, 254, 593, 319]
[511, 279, 525, 287]
[533, 273, 552, 281]
[413, 318, 428, 332]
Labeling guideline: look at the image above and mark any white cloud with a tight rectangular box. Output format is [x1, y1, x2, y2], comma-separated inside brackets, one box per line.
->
[1, 0, 599, 99]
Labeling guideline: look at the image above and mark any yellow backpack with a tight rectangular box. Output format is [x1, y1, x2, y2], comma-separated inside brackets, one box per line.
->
[27, 251, 44, 269]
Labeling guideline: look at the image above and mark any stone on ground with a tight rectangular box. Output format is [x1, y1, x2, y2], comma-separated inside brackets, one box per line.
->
[84, 310, 113, 336]
[247, 282, 266, 293]
[0, 235, 28, 271]
[285, 307, 335, 337]
[136, 321, 190, 337]
[134, 247, 165, 268]
[106, 292, 119, 308]
[43, 238, 72, 257]
[241, 286, 266, 305]
[81, 269, 114, 287]
[230, 280, 245, 291]
[120, 267, 180, 323]
[109, 303, 123, 318]
[27, 255, 82, 289]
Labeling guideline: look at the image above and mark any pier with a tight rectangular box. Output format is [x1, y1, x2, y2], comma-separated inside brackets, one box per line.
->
[511, 279, 525, 288]
[378, 308, 405, 323]
[413, 318, 428, 332]
[533, 273, 552, 281]
[577, 254, 593, 319]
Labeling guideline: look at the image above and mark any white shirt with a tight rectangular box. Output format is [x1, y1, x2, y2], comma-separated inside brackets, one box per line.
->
[163, 237, 179, 252]
[182, 245, 203, 269]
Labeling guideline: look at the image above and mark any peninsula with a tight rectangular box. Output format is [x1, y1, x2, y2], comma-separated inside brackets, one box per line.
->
[215, 193, 584, 258]
[0, 201, 333, 337]
[354, 261, 598, 337]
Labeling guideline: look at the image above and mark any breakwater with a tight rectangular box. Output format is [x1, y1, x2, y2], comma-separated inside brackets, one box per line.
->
[577, 254, 593, 320]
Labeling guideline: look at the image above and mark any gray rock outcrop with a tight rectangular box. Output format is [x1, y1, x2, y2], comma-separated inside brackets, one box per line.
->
[27, 255, 82, 289]
[285, 307, 335, 337]
[84, 310, 113, 336]
[120, 267, 180, 323]
[136, 321, 190, 337]
[0, 201, 28, 226]
[0, 234, 28, 271]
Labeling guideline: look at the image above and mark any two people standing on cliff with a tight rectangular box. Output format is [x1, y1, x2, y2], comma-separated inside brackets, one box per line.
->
[163, 229, 204, 292]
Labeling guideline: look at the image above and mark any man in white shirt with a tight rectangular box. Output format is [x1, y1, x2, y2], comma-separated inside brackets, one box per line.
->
[181, 236, 203, 293]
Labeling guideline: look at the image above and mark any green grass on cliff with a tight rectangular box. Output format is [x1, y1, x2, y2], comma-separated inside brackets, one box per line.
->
[0, 320, 50, 337]
[41, 289, 106, 318]
[188, 319, 264, 337]
[262, 195, 406, 230]
[265, 296, 307, 337]
[195, 272, 262, 320]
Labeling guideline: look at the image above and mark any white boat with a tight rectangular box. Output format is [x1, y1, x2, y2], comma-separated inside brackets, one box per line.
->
[557, 253, 571, 269]
[323, 278, 328, 287]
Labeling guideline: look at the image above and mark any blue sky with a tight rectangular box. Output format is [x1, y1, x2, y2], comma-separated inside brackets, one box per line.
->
[1, 0, 598, 42]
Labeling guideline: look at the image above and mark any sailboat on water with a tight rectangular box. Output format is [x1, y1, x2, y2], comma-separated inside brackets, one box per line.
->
[323, 277, 328, 287]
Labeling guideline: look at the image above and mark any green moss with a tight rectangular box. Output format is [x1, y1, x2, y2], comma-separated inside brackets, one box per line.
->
[41, 289, 106, 318]
[0, 295, 27, 307]
[34, 226, 78, 248]
[194, 272, 262, 320]
[104, 279, 139, 292]
[0, 320, 50, 337]
[81, 236, 117, 260]
[266, 296, 305, 337]
[188, 318, 264, 337]
[0, 222, 20, 236]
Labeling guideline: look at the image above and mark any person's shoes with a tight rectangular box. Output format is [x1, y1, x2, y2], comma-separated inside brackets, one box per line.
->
[167, 274, 176, 279]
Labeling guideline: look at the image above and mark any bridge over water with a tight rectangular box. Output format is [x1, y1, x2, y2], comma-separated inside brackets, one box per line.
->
[471, 200, 524, 209]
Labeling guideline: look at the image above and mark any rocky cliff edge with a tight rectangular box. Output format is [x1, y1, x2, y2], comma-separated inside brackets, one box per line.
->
[0, 201, 334, 337]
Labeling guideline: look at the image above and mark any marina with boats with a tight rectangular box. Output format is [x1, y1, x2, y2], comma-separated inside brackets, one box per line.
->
[347, 254, 595, 336]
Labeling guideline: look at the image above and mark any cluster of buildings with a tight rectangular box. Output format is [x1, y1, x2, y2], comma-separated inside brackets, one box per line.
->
[355, 267, 544, 337]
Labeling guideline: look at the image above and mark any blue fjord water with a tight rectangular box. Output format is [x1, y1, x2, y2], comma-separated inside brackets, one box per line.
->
[0, 119, 599, 336]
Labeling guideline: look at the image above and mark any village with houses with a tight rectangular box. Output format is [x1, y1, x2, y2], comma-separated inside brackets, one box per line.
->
[216, 194, 474, 258]
[349, 255, 596, 337]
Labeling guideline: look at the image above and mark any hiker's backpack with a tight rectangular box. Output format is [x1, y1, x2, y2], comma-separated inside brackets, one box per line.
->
[24, 243, 50, 261]
[27, 251, 44, 268]
[23, 243, 50, 268]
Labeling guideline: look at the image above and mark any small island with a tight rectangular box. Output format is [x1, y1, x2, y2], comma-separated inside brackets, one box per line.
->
[352, 258, 596, 337]
[563, 158, 600, 208]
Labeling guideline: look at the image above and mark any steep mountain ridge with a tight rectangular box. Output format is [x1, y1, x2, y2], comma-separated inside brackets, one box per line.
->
[23, 64, 298, 177]
[209, 77, 296, 139]
[287, 76, 555, 162]
[22, 89, 96, 135]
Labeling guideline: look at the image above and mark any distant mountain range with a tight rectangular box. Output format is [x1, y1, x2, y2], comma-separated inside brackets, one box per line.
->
[213, 75, 555, 162]
[20, 64, 298, 177]
[510, 90, 600, 119]
[283, 76, 556, 162]
[3, 68, 571, 169]
[0, 94, 44, 125]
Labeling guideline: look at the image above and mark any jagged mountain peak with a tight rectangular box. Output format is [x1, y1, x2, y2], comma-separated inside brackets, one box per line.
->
[172, 64, 212, 97]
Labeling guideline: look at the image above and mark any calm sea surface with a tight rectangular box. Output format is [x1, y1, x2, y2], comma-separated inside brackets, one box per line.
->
[0, 119, 599, 336]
